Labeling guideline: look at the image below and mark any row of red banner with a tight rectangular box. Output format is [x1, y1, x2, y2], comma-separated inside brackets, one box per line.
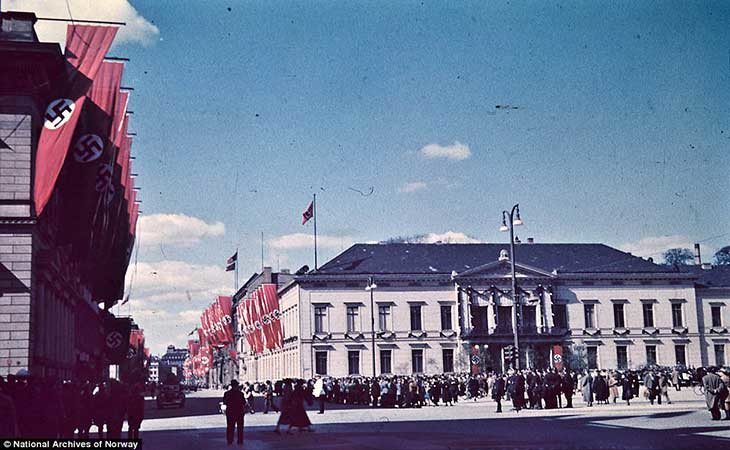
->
[34, 24, 139, 303]
[236, 283, 284, 355]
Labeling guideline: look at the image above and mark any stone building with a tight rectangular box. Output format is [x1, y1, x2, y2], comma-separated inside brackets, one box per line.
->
[0, 11, 138, 379]
[235, 242, 729, 381]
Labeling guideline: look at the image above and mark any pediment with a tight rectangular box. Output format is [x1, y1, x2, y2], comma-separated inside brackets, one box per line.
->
[455, 260, 555, 279]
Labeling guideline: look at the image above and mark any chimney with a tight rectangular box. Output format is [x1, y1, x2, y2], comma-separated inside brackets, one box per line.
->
[694, 243, 701, 265]
[527, 237, 534, 244]
[263, 266, 273, 282]
[514, 236, 521, 244]
[280, 268, 290, 274]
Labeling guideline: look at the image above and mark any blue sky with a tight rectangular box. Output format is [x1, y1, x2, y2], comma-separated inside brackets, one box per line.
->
[13, 0, 730, 352]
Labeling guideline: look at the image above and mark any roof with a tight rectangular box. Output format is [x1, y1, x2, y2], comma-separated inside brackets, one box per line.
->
[315, 243, 670, 275]
[680, 265, 730, 288]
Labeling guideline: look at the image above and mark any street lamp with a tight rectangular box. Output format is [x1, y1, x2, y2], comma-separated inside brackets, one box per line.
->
[365, 276, 378, 377]
[500, 204, 523, 369]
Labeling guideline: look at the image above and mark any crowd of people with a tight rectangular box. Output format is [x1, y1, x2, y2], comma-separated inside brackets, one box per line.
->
[234, 365, 730, 424]
[0, 375, 145, 439]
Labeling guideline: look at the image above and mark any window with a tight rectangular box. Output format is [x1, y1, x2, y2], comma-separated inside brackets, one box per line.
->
[346, 306, 359, 333]
[584, 304, 596, 329]
[378, 305, 391, 331]
[613, 303, 625, 328]
[348, 351, 360, 375]
[711, 305, 723, 328]
[646, 345, 657, 366]
[616, 345, 628, 370]
[586, 346, 598, 369]
[380, 350, 392, 374]
[552, 304, 567, 329]
[671, 303, 683, 328]
[410, 305, 422, 331]
[715, 344, 726, 367]
[442, 349, 454, 373]
[411, 349, 424, 373]
[642, 303, 654, 328]
[440, 305, 452, 330]
[675, 345, 686, 366]
[314, 306, 327, 333]
[315, 351, 327, 375]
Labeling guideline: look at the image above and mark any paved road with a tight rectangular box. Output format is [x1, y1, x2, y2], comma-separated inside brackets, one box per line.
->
[136, 389, 730, 450]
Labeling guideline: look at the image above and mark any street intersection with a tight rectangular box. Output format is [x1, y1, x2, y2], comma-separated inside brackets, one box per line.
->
[136, 389, 730, 450]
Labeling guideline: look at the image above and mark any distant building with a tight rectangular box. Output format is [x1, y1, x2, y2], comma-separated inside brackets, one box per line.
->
[148, 356, 160, 383]
[235, 242, 730, 381]
[159, 345, 188, 383]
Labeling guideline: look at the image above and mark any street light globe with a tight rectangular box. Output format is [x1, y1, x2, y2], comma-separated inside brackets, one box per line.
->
[499, 224, 509, 232]
[513, 218, 523, 226]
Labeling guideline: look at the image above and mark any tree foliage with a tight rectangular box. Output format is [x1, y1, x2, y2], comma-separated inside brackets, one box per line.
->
[714, 246, 730, 265]
[566, 344, 588, 372]
[662, 247, 693, 266]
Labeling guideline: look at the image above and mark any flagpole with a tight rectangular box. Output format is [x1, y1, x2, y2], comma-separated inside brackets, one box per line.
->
[261, 232, 264, 271]
[234, 247, 239, 291]
[313, 193, 318, 270]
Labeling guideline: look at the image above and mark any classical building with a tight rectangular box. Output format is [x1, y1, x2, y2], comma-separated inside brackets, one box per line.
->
[0, 12, 139, 379]
[235, 242, 729, 381]
[148, 356, 160, 383]
[159, 345, 188, 382]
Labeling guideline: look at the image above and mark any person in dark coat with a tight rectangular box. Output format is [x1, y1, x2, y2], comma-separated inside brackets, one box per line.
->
[105, 380, 126, 439]
[441, 379, 453, 406]
[286, 380, 313, 433]
[512, 371, 526, 412]
[126, 383, 145, 440]
[621, 373, 634, 406]
[702, 367, 726, 421]
[92, 383, 110, 439]
[561, 370, 574, 408]
[468, 376, 480, 401]
[76, 382, 93, 439]
[223, 380, 246, 445]
[0, 381, 19, 438]
[371, 379, 381, 407]
[593, 372, 608, 405]
[492, 374, 506, 413]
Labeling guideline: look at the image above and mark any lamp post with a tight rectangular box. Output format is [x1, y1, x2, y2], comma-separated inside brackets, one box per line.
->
[500, 204, 523, 369]
[365, 277, 377, 377]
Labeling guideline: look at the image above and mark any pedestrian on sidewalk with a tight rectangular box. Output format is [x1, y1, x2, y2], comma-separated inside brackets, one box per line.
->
[581, 371, 594, 407]
[126, 383, 145, 440]
[313, 376, 327, 414]
[701, 367, 726, 421]
[720, 369, 730, 420]
[263, 380, 278, 414]
[223, 380, 246, 446]
[621, 374, 633, 406]
[492, 374, 506, 413]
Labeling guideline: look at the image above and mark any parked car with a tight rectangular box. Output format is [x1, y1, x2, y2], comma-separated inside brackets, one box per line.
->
[157, 383, 185, 409]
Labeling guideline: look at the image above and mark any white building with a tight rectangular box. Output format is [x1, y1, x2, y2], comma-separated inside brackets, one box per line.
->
[237, 243, 729, 382]
[148, 356, 159, 383]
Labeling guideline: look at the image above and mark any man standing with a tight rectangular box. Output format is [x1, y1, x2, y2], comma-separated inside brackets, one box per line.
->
[263, 380, 278, 414]
[492, 374, 506, 413]
[223, 380, 246, 446]
[561, 370, 574, 408]
[581, 371, 594, 407]
[313, 376, 327, 414]
[702, 367, 726, 421]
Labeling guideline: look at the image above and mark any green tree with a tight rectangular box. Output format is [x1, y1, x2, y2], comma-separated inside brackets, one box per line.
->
[714, 246, 730, 265]
[662, 247, 693, 266]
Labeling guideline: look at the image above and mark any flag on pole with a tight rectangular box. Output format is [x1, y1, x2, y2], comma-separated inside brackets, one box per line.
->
[302, 200, 314, 225]
[226, 251, 237, 272]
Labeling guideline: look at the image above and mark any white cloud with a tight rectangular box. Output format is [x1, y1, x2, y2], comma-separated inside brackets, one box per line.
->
[139, 213, 225, 248]
[400, 181, 427, 193]
[268, 233, 353, 250]
[122, 260, 232, 354]
[7, 0, 159, 46]
[618, 235, 694, 259]
[419, 141, 471, 161]
[421, 231, 482, 244]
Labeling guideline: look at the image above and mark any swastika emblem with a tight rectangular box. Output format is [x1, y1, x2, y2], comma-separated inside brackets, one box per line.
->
[471, 355, 481, 365]
[95, 164, 113, 192]
[44, 99, 76, 130]
[201, 356, 209, 365]
[73, 134, 104, 163]
[106, 331, 123, 349]
[553, 354, 562, 363]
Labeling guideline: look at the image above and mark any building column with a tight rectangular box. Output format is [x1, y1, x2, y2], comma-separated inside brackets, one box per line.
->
[458, 286, 473, 335]
[486, 293, 495, 334]
[543, 288, 554, 332]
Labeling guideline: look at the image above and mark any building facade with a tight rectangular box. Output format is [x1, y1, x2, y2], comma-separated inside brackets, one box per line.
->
[235, 243, 729, 382]
[0, 12, 139, 379]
